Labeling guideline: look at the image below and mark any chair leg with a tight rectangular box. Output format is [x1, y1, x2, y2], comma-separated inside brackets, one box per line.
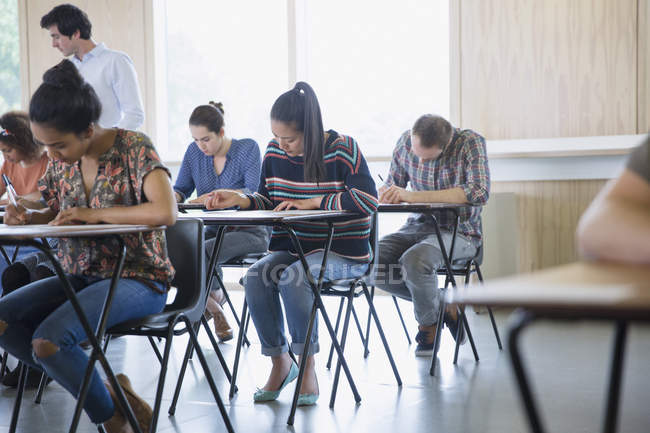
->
[229, 300, 248, 399]
[9, 363, 28, 433]
[147, 336, 164, 364]
[363, 286, 375, 358]
[392, 296, 412, 345]
[150, 327, 175, 433]
[476, 264, 503, 349]
[34, 372, 48, 404]
[361, 282, 401, 386]
[0, 350, 8, 380]
[429, 302, 446, 376]
[350, 304, 367, 348]
[213, 272, 251, 347]
[201, 316, 234, 383]
[329, 290, 355, 408]
[183, 317, 235, 433]
[326, 297, 346, 369]
[168, 335, 194, 416]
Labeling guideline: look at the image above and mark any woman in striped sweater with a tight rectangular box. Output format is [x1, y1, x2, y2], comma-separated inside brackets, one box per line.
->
[205, 82, 377, 406]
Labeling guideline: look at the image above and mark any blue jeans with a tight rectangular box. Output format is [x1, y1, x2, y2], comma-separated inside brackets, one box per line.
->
[375, 220, 477, 326]
[0, 245, 40, 295]
[243, 251, 368, 357]
[0, 275, 167, 424]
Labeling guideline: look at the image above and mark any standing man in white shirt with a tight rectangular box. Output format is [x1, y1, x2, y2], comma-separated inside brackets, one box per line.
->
[40, 4, 145, 130]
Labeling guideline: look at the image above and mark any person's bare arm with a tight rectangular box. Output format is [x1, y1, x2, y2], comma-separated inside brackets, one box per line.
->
[577, 169, 650, 263]
[379, 185, 467, 204]
[50, 168, 177, 226]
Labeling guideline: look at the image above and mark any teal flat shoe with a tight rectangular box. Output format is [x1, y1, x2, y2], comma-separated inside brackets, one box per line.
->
[296, 393, 319, 406]
[253, 362, 299, 402]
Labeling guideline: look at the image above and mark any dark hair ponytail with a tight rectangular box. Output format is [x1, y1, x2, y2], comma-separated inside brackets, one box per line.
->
[0, 111, 43, 159]
[29, 59, 102, 134]
[188, 101, 225, 134]
[270, 81, 325, 183]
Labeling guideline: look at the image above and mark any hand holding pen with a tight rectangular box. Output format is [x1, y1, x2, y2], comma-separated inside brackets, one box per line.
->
[2, 174, 30, 225]
[2, 174, 18, 208]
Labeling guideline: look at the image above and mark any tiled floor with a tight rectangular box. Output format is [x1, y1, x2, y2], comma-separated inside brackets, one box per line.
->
[1, 293, 649, 433]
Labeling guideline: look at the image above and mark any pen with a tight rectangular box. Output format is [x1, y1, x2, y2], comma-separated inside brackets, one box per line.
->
[2, 174, 18, 208]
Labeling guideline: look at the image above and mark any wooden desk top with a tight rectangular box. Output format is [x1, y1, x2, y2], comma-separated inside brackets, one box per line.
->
[448, 262, 650, 316]
[177, 209, 355, 225]
[0, 224, 161, 239]
[377, 203, 473, 212]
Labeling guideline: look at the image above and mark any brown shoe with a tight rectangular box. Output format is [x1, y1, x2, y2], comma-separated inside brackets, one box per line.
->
[206, 293, 233, 342]
[212, 302, 234, 342]
[414, 324, 437, 356]
[105, 374, 153, 433]
[210, 289, 227, 306]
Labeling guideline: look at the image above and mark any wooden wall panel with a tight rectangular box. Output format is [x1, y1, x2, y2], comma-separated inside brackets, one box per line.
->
[21, 1, 151, 134]
[491, 180, 608, 272]
[640, 0, 650, 133]
[459, 0, 637, 139]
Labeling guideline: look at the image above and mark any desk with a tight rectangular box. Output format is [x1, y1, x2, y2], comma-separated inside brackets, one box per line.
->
[178, 209, 361, 425]
[449, 261, 650, 433]
[377, 202, 481, 375]
[0, 223, 161, 433]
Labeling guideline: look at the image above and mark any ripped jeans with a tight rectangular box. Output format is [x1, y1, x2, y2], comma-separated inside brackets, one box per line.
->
[0, 275, 167, 424]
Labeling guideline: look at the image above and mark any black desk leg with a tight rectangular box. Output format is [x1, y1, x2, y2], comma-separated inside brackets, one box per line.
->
[603, 321, 627, 433]
[508, 310, 545, 433]
[285, 223, 361, 426]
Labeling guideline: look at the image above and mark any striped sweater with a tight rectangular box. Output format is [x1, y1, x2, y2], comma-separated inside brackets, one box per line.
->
[246, 130, 378, 262]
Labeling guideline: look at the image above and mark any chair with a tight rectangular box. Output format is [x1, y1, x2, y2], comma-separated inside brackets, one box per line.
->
[320, 212, 402, 407]
[389, 243, 503, 375]
[170, 251, 267, 406]
[103, 218, 234, 433]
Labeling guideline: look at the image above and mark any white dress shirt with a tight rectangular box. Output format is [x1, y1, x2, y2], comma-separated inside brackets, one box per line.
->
[71, 43, 145, 130]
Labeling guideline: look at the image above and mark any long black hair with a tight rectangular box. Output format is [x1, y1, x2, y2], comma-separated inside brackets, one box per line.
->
[29, 59, 102, 134]
[270, 81, 326, 183]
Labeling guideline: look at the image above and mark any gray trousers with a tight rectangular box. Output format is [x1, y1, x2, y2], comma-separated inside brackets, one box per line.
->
[374, 219, 477, 326]
[205, 226, 270, 291]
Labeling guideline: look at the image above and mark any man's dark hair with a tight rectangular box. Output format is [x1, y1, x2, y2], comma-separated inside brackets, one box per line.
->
[411, 114, 453, 149]
[40, 4, 92, 39]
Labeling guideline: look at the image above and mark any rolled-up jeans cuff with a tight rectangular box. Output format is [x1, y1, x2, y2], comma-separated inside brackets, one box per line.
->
[290, 341, 320, 356]
[261, 342, 290, 357]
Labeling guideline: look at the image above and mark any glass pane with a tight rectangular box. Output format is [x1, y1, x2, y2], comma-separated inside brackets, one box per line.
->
[0, 0, 21, 112]
[164, 0, 289, 161]
[302, 0, 449, 157]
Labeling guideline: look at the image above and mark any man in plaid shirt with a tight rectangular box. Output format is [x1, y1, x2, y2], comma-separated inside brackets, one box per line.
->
[375, 114, 490, 356]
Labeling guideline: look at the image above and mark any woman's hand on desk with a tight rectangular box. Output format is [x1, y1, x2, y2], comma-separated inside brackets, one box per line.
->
[188, 192, 211, 205]
[49, 207, 103, 226]
[3, 203, 32, 225]
[379, 185, 411, 204]
[273, 197, 321, 211]
[204, 190, 250, 210]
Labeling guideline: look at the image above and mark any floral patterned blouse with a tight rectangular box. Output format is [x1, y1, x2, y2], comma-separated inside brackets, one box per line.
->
[38, 129, 175, 286]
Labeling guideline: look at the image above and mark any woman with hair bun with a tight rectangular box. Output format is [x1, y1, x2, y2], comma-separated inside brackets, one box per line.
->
[205, 82, 377, 406]
[0, 59, 177, 433]
[174, 101, 269, 342]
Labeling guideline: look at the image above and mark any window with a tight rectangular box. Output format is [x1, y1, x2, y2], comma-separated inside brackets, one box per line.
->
[160, 0, 449, 161]
[300, 0, 449, 157]
[0, 0, 21, 113]
[162, 0, 289, 161]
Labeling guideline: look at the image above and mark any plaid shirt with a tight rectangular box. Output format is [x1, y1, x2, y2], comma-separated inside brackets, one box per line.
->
[385, 128, 490, 245]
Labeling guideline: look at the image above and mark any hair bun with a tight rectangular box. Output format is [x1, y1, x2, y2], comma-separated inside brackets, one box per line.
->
[208, 101, 225, 115]
[42, 59, 84, 89]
